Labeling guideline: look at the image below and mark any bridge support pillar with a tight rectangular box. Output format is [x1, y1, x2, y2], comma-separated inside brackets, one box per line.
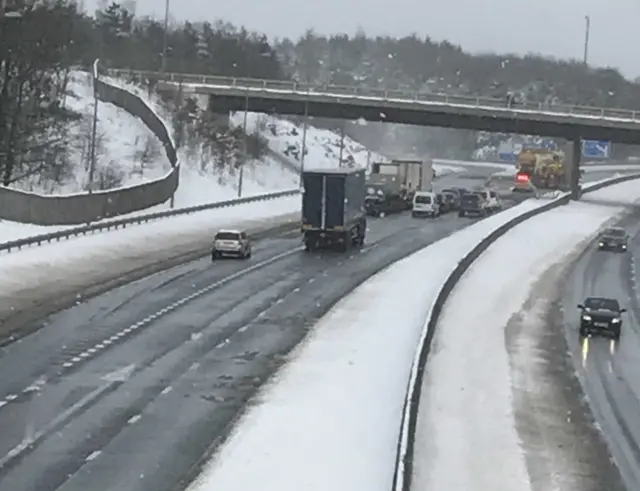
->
[564, 138, 582, 200]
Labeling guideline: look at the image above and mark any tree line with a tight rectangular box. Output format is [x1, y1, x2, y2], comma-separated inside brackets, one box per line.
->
[3, 0, 637, 189]
[0, 0, 282, 189]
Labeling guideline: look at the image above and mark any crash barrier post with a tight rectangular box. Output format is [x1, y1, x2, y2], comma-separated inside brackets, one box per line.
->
[391, 173, 640, 491]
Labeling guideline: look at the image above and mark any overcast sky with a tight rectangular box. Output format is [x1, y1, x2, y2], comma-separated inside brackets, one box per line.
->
[89, 0, 640, 79]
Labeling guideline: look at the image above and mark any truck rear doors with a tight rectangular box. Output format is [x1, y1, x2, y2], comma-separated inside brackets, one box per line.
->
[302, 173, 346, 230]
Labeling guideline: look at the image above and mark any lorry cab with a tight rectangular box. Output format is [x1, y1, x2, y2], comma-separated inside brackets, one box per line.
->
[412, 191, 440, 218]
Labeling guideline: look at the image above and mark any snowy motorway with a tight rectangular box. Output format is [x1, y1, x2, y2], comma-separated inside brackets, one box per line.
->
[562, 211, 640, 491]
[0, 168, 515, 491]
[0, 167, 636, 491]
[412, 179, 640, 491]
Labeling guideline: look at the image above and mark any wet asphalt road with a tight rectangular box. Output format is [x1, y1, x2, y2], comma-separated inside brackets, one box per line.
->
[0, 168, 627, 491]
[0, 170, 508, 491]
[561, 212, 640, 491]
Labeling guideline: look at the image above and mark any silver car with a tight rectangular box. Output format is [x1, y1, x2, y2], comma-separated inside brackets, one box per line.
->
[211, 230, 252, 260]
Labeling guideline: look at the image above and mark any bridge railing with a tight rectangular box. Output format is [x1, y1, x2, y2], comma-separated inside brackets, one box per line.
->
[107, 69, 640, 122]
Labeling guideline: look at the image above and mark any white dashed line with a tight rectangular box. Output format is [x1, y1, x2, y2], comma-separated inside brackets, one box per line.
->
[0, 401, 7, 409]
[238, 325, 248, 333]
[127, 414, 142, 424]
[160, 386, 172, 396]
[293, 287, 300, 293]
[53, 247, 302, 379]
[5, 394, 18, 401]
[85, 450, 101, 462]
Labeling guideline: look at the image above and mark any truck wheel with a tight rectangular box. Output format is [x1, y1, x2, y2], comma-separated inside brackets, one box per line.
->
[579, 326, 588, 337]
[613, 328, 621, 340]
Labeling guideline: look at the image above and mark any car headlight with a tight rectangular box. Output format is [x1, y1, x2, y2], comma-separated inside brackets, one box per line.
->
[612, 318, 621, 323]
[582, 315, 592, 321]
[598, 242, 604, 247]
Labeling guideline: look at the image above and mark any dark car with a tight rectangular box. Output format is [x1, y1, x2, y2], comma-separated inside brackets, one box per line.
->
[212, 229, 252, 260]
[364, 194, 405, 217]
[578, 297, 626, 339]
[441, 191, 459, 212]
[598, 227, 628, 252]
[446, 187, 468, 198]
[459, 192, 487, 217]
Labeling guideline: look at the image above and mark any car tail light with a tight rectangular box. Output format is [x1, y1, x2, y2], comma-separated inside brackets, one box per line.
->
[516, 173, 530, 183]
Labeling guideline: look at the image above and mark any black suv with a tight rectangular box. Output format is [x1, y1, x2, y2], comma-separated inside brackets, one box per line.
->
[458, 192, 487, 217]
[598, 227, 628, 252]
[578, 297, 626, 339]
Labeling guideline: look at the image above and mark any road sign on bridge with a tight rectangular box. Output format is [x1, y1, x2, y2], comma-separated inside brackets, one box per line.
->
[582, 140, 611, 158]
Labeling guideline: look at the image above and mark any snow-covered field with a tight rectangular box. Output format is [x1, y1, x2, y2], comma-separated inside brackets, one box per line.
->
[411, 179, 640, 491]
[182, 190, 590, 491]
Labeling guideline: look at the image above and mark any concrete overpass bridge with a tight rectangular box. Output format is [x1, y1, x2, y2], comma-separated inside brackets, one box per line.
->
[107, 69, 640, 197]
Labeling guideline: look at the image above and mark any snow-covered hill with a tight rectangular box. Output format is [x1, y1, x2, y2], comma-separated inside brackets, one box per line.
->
[12, 71, 299, 206]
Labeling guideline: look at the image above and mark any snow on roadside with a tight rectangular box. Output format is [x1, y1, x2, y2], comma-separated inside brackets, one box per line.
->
[411, 178, 640, 491]
[183, 194, 578, 491]
[0, 196, 299, 281]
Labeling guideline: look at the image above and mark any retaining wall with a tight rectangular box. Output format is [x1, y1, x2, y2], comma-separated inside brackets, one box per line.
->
[0, 74, 179, 225]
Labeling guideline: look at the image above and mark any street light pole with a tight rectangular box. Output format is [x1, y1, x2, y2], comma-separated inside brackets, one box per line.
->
[338, 124, 345, 167]
[583, 15, 590, 65]
[238, 90, 249, 197]
[88, 58, 100, 195]
[160, 0, 169, 72]
[300, 99, 308, 183]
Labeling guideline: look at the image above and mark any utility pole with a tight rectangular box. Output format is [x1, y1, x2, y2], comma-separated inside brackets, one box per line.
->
[583, 15, 590, 65]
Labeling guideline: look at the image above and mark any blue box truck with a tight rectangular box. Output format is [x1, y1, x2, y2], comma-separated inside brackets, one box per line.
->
[301, 168, 367, 252]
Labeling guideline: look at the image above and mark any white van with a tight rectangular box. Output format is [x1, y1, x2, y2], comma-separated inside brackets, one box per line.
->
[412, 191, 440, 218]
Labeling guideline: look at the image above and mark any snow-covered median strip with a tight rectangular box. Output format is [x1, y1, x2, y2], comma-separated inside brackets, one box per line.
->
[411, 179, 640, 491]
[0, 192, 299, 248]
[184, 197, 573, 491]
[0, 197, 299, 322]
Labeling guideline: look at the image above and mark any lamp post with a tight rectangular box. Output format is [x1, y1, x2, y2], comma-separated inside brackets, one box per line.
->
[583, 15, 590, 65]
[338, 124, 346, 167]
[160, 0, 170, 72]
[237, 90, 249, 197]
[299, 99, 308, 184]
[88, 58, 100, 194]
[237, 50, 272, 196]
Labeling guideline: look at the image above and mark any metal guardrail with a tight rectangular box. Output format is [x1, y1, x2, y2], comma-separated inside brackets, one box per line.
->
[107, 69, 640, 122]
[391, 172, 640, 491]
[0, 189, 300, 254]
